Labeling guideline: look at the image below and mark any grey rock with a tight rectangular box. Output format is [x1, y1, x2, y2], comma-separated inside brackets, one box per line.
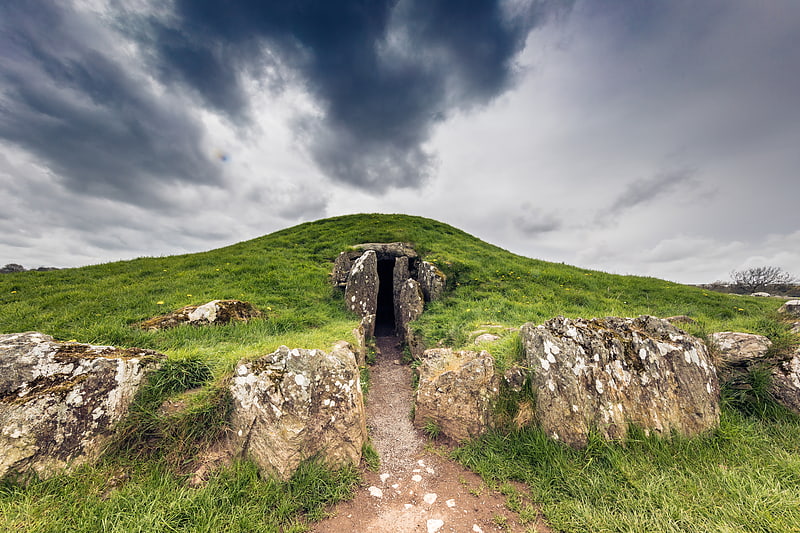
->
[0, 332, 163, 479]
[417, 261, 446, 302]
[778, 300, 800, 318]
[474, 333, 501, 345]
[664, 315, 697, 325]
[393, 256, 411, 331]
[770, 348, 800, 415]
[397, 278, 424, 345]
[520, 316, 720, 447]
[138, 300, 261, 330]
[344, 251, 379, 338]
[503, 365, 527, 392]
[352, 242, 418, 260]
[229, 344, 367, 480]
[751, 292, 771, 297]
[791, 322, 800, 335]
[331, 251, 357, 287]
[414, 348, 499, 442]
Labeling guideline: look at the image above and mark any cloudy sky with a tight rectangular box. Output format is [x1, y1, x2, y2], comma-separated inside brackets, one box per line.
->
[1, 0, 798, 284]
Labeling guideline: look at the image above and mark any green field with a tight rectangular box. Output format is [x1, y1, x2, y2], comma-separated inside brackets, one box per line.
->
[1, 214, 798, 532]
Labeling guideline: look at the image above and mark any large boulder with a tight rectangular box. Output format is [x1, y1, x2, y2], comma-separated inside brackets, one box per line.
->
[520, 316, 720, 447]
[770, 347, 800, 414]
[138, 299, 261, 330]
[229, 343, 367, 481]
[0, 332, 163, 480]
[778, 300, 800, 318]
[414, 348, 499, 442]
[417, 261, 446, 302]
[344, 251, 379, 337]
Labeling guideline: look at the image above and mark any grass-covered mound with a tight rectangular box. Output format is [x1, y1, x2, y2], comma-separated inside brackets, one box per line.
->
[1, 213, 798, 532]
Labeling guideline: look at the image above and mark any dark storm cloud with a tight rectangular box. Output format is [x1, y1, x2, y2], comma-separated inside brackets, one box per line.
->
[0, 2, 220, 206]
[145, 0, 571, 190]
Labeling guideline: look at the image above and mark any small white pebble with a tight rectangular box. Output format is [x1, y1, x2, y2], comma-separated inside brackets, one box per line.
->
[413, 468, 422, 473]
[368, 486, 383, 498]
[404, 503, 413, 510]
[423, 493, 437, 505]
[427, 519, 444, 533]
[380, 473, 391, 483]
[472, 525, 484, 533]
[418, 460, 426, 467]
[412, 475, 422, 482]
[426, 467, 435, 474]
[392, 483, 399, 489]
[446, 499, 456, 508]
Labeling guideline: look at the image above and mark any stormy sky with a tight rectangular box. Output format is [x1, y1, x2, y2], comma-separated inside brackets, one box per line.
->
[1, 0, 799, 284]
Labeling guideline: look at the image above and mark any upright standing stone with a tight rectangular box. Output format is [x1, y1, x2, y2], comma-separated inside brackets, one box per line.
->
[520, 316, 720, 447]
[344, 251, 379, 338]
[417, 261, 446, 302]
[393, 256, 411, 330]
[397, 278, 425, 345]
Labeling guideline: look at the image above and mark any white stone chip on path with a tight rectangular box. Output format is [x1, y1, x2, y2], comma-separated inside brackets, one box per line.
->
[392, 483, 399, 489]
[380, 473, 391, 483]
[426, 467, 435, 474]
[423, 493, 438, 505]
[404, 503, 413, 510]
[445, 499, 456, 508]
[412, 474, 423, 482]
[472, 525, 485, 533]
[368, 486, 383, 498]
[427, 519, 444, 533]
[418, 460, 426, 467]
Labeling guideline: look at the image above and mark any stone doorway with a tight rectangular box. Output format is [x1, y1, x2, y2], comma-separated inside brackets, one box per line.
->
[375, 258, 396, 336]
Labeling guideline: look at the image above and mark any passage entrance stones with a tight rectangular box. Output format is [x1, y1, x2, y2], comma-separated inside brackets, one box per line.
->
[333, 243, 445, 345]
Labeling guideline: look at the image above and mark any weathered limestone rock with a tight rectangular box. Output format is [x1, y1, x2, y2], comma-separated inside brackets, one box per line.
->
[397, 278, 424, 345]
[331, 251, 356, 287]
[353, 242, 418, 261]
[791, 322, 800, 335]
[751, 292, 771, 297]
[0, 332, 163, 479]
[709, 331, 772, 382]
[520, 316, 720, 447]
[229, 344, 367, 480]
[344, 251, 379, 337]
[779, 300, 800, 318]
[770, 348, 800, 414]
[393, 255, 411, 329]
[474, 333, 501, 345]
[665, 315, 697, 325]
[414, 348, 499, 442]
[417, 261, 446, 302]
[138, 299, 261, 330]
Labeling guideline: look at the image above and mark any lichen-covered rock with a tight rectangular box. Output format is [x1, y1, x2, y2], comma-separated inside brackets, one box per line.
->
[397, 278, 424, 345]
[779, 300, 800, 318]
[352, 242, 418, 261]
[770, 348, 800, 414]
[414, 348, 499, 442]
[474, 333, 501, 344]
[344, 251, 378, 337]
[417, 261, 446, 302]
[751, 292, 771, 297]
[709, 331, 772, 382]
[520, 316, 719, 447]
[393, 255, 411, 328]
[0, 332, 163, 480]
[791, 322, 800, 334]
[138, 299, 261, 330]
[229, 344, 367, 480]
[331, 251, 359, 287]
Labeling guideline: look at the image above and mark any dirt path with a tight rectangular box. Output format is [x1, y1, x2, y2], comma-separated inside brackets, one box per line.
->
[312, 336, 551, 533]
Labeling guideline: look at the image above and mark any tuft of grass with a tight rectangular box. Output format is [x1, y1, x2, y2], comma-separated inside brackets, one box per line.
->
[361, 442, 381, 472]
[423, 419, 442, 440]
[453, 408, 800, 533]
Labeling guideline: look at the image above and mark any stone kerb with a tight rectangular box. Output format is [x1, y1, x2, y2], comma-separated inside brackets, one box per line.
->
[520, 316, 720, 447]
[229, 343, 367, 481]
[0, 332, 164, 480]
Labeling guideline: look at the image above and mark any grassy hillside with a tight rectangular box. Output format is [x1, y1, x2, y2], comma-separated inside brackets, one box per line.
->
[1, 213, 798, 532]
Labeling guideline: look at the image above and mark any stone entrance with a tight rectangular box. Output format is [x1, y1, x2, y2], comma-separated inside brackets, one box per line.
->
[332, 243, 445, 346]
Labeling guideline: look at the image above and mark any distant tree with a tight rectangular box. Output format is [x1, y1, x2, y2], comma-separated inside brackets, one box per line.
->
[729, 266, 796, 294]
[1, 263, 25, 274]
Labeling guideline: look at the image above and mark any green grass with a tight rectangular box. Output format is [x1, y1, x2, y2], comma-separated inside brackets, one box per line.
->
[1, 213, 797, 532]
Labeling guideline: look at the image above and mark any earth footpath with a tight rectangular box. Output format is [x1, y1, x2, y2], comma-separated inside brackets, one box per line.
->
[312, 334, 551, 533]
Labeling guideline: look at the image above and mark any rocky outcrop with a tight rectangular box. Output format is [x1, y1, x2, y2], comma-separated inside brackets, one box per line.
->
[229, 343, 367, 481]
[138, 300, 261, 330]
[778, 300, 800, 318]
[344, 251, 379, 337]
[0, 332, 163, 480]
[417, 261, 446, 302]
[520, 316, 720, 447]
[414, 348, 499, 442]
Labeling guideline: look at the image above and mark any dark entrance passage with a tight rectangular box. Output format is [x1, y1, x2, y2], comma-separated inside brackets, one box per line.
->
[374, 258, 396, 336]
